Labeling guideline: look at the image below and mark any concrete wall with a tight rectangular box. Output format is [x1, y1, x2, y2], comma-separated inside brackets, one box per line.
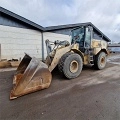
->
[0, 25, 71, 60]
[0, 25, 42, 60]
[0, 11, 38, 30]
[43, 32, 71, 58]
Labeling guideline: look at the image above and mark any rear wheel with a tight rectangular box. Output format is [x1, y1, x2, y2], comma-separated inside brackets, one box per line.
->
[94, 52, 107, 70]
[58, 52, 83, 79]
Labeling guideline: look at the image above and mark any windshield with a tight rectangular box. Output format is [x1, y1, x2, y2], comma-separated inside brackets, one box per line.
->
[71, 27, 85, 43]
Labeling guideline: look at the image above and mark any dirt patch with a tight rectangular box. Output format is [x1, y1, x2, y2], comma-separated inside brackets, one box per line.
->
[110, 58, 120, 62]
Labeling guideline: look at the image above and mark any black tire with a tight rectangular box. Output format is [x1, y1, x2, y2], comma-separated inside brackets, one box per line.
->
[58, 52, 73, 73]
[58, 52, 83, 79]
[94, 52, 107, 70]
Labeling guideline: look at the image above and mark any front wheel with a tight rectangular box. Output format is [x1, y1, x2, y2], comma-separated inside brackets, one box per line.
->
[58, 53, 83, 79]
[94, 52, 107, 70]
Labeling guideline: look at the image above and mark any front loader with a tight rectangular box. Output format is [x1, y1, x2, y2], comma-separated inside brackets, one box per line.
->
[10, 25, 109, 99]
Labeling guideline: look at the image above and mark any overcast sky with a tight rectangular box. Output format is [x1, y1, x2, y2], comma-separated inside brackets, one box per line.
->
[0, 0, 120, 43]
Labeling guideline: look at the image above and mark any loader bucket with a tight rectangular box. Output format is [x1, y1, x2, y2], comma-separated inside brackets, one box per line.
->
[10, 54, 52, 100]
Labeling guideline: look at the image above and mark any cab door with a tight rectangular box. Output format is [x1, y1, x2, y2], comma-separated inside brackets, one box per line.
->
[84, 26, 92, 49]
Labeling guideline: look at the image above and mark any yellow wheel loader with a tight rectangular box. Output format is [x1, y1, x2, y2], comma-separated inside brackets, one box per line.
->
[10, 25, 109, 99]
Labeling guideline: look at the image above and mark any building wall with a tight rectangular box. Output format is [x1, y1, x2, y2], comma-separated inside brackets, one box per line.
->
[0, 12, 37, 30]
[0, 25, 42, 60]
[0, 25, 71, 60]
[0, 24, 109, 61]
[43, 32, 71, 58]
[51, 28, 104, 40]
[51, 28, 72, 35]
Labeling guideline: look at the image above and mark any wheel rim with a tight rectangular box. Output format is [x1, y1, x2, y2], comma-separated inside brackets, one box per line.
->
[70, 60, 78, 73]
[100, 56, 106, 67]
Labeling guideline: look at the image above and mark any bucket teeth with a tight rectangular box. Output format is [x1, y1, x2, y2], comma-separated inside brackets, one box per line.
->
[10, 54, 52, 100]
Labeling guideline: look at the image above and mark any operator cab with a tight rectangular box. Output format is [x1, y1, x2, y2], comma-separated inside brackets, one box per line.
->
[71, 26, 92, 53]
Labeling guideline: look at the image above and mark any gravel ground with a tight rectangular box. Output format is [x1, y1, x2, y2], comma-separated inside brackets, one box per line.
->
[0, 53, 120, 120]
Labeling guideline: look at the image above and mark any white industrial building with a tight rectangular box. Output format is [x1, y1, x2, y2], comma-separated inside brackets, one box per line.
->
[108, 44, 120, 53]
[0, 7, 110, 61]
[0, 25, 70, 60]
